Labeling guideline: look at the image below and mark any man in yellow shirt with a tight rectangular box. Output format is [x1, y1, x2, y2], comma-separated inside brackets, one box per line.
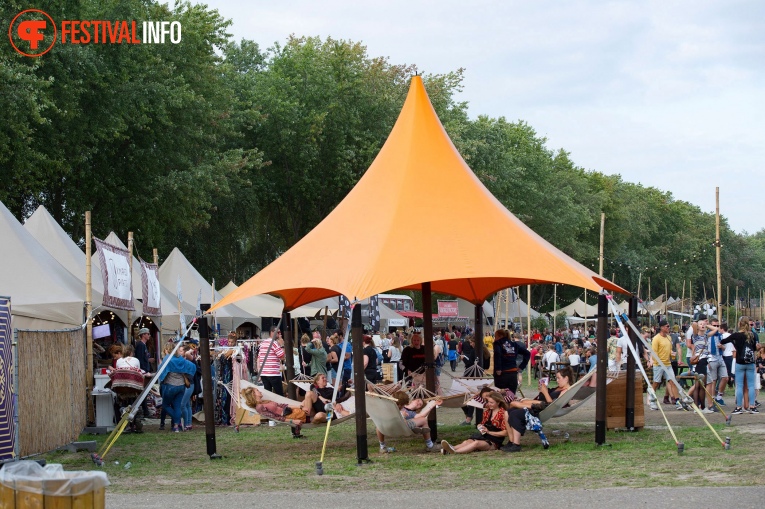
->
[648, 319, 677, 410]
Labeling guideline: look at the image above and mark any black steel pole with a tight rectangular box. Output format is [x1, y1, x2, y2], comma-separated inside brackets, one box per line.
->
[351, 304, 368, 463]
[422, 283, 436, 441]
[595, 293, 608, 445]
[474, 303, 484, 425]
[198, 312, 220, 459]
[283, 312, 296, 401]
[626, 296, 638, 430]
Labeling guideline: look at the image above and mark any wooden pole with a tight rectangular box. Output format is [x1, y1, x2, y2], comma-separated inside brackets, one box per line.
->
[526, 285, 532, 386]
[492, 290, 507, 332]
[422, 283, 437, 441]
[553, 284, 557, 331]
[153, 248, 160, 351]
[681, 280, 686, 316]
[736, 286, 739, 324]
[648, 276, 652, 327]
[584, 289, 587, 335]
[518, 285, 531, 385]
[664, 279, 668, 318]
[505, 288, 510, 329]
[726, 286, 730, 325]
[85, 211, 94, 423]
[595, 293, 609, 444]
[599, 213, 605, 277]
[284, 312, 296, 400]
[127, 232, 134, 342]
[637, 272, 642, 302]
[715, 187, 722, 321]
[351, 305, 368, 463]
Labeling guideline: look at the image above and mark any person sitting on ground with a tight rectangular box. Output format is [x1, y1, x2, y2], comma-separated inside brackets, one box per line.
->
[240, 386, 308, 437]
[442, 391, 510, 454]
[302, 373, 351, 424]
[502, 366, 574, 452]
[375, 391, 442, 453]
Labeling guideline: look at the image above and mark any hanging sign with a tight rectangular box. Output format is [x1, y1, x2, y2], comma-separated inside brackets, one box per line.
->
[94, 237, 134, 310]
[437, 300, 459, 317]
[369, 295, 380, 332]
[339, 295, 351, 321]
[140, 260, 161, 317]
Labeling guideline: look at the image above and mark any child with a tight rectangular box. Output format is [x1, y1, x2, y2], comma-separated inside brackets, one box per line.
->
[375, 391, 442, 453]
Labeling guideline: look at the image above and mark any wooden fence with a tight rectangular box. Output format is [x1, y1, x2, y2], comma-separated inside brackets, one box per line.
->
[16, 329, 85, 457]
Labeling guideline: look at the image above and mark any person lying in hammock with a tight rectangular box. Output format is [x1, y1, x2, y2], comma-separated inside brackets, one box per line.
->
[441, 391, 510, 454]
[375, 391, 442, 453]
[501, 366, 574, 452]
[302, 373, 352, 424]
[241, 386, 308, 438]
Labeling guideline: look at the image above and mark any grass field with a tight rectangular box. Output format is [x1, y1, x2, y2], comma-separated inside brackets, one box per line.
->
[42, 406, 763, 494]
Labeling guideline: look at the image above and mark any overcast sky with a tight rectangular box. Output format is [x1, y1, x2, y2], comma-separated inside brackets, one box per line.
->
[196, 0, 764, 234]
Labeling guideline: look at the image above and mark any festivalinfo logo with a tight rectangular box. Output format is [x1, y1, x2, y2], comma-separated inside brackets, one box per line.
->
[9, 8, 182, 57]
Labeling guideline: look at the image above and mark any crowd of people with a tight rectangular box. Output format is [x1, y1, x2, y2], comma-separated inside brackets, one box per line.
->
[104, 313, 761, 453]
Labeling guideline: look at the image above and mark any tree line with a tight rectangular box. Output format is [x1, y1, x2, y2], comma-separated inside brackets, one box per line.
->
[2, 0, 763, 311]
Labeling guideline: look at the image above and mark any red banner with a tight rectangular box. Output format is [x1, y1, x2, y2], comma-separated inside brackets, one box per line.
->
[437, 300, 459, 317]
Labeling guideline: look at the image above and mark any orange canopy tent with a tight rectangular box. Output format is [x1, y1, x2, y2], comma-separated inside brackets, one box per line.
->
[211, 76, 627, 314]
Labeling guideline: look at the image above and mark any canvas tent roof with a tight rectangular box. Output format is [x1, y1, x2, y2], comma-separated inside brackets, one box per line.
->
[0, 201, 84, 329]
[211, 76, 627, 314]
[159, 248, 255, 331]
[24, 206, 129, 325]
[557, 298, 599, 318]
[218, 281, 332, 319]
[493, 298, 541, 321]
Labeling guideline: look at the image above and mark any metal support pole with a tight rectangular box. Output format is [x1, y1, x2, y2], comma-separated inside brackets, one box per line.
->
[283, 312, 295, 401]
[595, 293, 608, 445]
[351, 305, 369, 463]
[626, 297, 638, 430]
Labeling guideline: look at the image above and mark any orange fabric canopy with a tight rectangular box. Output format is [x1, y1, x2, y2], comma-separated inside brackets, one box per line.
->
[211, 76, 628, 312]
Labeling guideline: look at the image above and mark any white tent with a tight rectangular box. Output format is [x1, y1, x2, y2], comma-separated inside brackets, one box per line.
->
[556, 298, 598, 318]
[0, 201, 84, 330]
[494, 297, 540, 323]
[159, 248, 256, 332]
[456, 298, 494, 325]
[24, 206, 129, 326]
[92, 233, 199, 336]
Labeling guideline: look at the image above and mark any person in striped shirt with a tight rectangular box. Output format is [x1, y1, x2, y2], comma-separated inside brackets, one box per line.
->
[258, 327, 286, 396]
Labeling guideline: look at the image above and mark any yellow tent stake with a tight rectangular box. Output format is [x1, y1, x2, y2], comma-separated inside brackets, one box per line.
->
[99, 418, 130, 460]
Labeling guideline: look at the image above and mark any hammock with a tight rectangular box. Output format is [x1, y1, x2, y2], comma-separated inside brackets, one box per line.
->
[364, 391, 429, 438]
[221, 380, 356, 429]
[450, 363, 493, 392]
[406, 382, 470, 409]
[537, 367, 598, 422]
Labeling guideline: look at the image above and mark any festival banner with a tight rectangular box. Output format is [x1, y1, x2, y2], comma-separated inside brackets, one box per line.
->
[94, 238, 134, 311]
[369, 294, 380, 332]
[339, 295, 351, 321]
[140, 260, 161, 316]
[0, 296, 15, 460]
[437, 300, 459, 317]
